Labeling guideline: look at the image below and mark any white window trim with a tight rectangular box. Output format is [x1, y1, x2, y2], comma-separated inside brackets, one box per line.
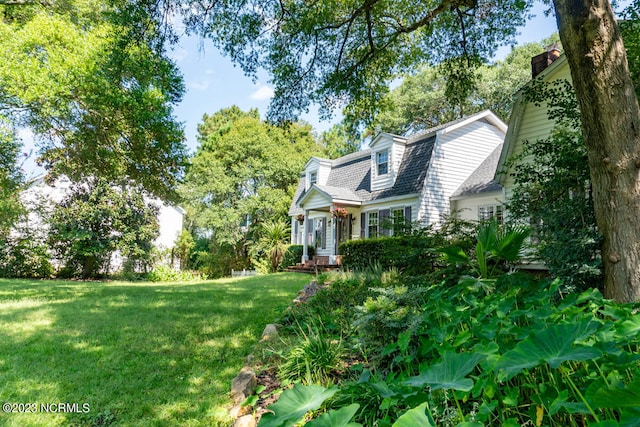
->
[307, 170, 318, 190]
[367, 211, 379, 238]
[375, 150, 389, 177]
[478, 204, 503, 222]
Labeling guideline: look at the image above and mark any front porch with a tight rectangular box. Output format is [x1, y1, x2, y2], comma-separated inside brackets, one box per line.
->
[294, 204, 358, 265]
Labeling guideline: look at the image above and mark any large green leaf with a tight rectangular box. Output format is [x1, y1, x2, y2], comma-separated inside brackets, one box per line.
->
[258, 384, 338, 427]
[305, 404, 362, 427]
[587, 378, 640, 409]
[495, 321, 602, 379]
[404, 352, 485, 391]
[616, 314, 640, 338]
[437, 245, 470, 264]
[392, 402, 436, 427]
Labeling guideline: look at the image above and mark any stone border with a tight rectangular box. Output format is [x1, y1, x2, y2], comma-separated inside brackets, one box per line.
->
[228, 280, 326, 426]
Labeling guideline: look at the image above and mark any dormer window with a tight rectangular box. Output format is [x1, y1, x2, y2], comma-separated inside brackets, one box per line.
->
[309, 171, 317, 186]
[376, 151, 389, 176]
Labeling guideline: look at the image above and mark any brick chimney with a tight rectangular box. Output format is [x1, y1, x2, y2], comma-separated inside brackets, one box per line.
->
[531, 44, 561, 78]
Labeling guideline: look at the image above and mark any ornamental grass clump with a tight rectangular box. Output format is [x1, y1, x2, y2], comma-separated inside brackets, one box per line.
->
[278, 325, 344, 387]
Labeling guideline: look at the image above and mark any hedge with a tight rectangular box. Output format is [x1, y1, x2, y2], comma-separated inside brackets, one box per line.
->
[339, 235, 442, 275]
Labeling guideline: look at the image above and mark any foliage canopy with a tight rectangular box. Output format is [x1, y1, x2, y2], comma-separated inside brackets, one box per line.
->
[0, 0, 187, 201]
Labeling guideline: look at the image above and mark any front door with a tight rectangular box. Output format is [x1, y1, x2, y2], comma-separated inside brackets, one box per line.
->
[335, 214, 352, 255]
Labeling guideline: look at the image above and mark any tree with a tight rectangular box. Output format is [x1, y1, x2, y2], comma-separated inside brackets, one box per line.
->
[48, 178, 159, 278]
[251, 219, 290, 272]
[168, 0, 640, 301]
[180, 106, 324, 269]
[360, 35, 561, 136]
[0, 117, 24, 237]
[550, 0, 640, 302]
[0, 0, 187, 201]
[319, 124, 360, 159]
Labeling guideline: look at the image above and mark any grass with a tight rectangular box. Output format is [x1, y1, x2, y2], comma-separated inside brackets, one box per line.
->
[0, 273, 310, 427]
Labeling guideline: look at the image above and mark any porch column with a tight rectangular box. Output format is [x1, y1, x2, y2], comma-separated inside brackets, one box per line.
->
[301, 210, 309, 262]
[329, 206, 337, 264]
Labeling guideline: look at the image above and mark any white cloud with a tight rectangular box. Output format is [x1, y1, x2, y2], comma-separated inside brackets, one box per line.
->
[250, 85, 274, 101]
[189, 80, 210, 91]
[169, 47, 188, 63]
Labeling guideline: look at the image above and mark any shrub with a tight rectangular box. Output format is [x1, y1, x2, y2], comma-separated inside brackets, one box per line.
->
[145, 265, 205, 282]
[0, 237, 53, 278]
[339, 218, 476, 277]
[279, 245, 315, 270]
[340, 235, 438, 274]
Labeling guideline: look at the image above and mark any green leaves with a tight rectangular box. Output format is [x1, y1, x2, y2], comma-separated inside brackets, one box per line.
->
[588, 379, 640, 409]
[181, 106, 323, 246]
[495, 321, 602, 379]
[392, 402, 436, 427]
[305, 404, 362, 427]
[404, 352, 485, 391]
[0, 0, 187, 201]
[257, 384, 337, 427]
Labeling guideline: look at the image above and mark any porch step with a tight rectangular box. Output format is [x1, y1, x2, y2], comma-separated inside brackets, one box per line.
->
[287, 256, 341, 274]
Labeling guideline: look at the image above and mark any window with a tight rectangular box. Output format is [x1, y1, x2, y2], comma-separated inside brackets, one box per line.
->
[392, 208, 405, 235]
[478, 204, 503, 222]
[309, 171, 318, 186]
[376, 150, 389, 176]
[314, 217, 326, 249]
[368, 212, 379, 238]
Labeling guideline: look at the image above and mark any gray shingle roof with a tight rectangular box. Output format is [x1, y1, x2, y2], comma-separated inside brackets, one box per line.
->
[288, 175, 306, 215]
[291, 135, 436, 212]
[451, 144, 503, 198]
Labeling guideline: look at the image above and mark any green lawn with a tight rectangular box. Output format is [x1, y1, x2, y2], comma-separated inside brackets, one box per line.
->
[0, 273, 310, 427]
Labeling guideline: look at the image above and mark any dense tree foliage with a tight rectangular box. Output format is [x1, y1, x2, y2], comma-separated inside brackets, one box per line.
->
[361, 35, 561, 136]
[180, 106, 324, 272]
[0, 0, 187, 201]
[179, 0, 530, 123]
[318, 124, 360, 159]
[0, 117, 24, 237]
[48, 179, 159, 279]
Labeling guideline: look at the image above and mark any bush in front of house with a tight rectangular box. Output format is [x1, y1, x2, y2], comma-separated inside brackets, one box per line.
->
[0, 236, 53, 279]
[279, 245, 315, 270]
[339, 233, 464, 277]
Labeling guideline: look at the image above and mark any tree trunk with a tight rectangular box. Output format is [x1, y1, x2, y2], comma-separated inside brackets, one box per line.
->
[553, 0, 640, 302]
[83, 255, 96, 279]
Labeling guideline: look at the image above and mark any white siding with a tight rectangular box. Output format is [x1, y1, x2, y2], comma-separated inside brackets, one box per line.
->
[304, 158, 332, 189]
[451, 192, 503, 222]
[502, 61, 573, 200]
[371, 137, 395, 191]
[418, 121, 505, 226]
[155, 205, 184, 249]
[303, 192, 332, 210]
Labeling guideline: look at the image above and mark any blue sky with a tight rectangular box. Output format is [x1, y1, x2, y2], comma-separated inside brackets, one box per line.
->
[170, 2, 559, 155]
[21, 3, 560, 177]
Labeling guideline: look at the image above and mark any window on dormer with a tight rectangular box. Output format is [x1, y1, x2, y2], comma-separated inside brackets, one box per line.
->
[309, 171, 317, 186]
[376, 151, 389, 176]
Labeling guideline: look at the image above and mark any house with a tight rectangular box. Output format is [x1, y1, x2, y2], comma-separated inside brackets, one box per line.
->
[450, 47, 566, 224]
[449, 143, 504, 222]
[20, 175, 185, 270]
[289, 110, 507, 264]
[494, 47, 567, 203]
